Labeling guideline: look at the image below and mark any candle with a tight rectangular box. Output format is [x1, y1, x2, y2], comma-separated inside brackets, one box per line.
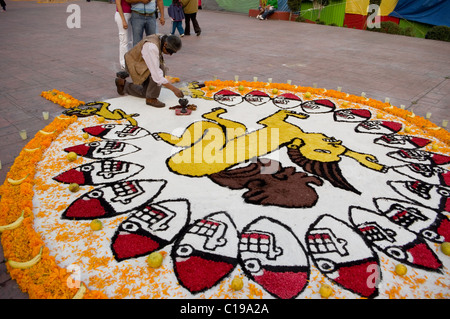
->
[213, 75, 217, 80]
[361, 92, 366, 97]
[234, 75, 239, 82]
[268, 78, 272, 83]
[443, 120, 448, 128]
[384, 97, 390, 103]
[43, 111, 49, 120]
[19, 130, 27, 140]
[253, 77, 258, 82]
[337, 86, 342, 92]
[287, 80, 292, 85]
[0, 160, 2, 170]
[313, 83, 317, 88]
[426, 112, 431, 119]
[400, 104, 405, 109]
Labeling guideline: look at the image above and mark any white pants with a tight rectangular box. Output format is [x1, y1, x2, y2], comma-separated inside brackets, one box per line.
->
[115, 11, 132, 70]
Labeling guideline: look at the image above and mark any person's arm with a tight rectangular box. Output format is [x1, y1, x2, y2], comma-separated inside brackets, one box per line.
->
[141, 43, 183, 97]
[116, 0, 128, 29]
[157, 0, 165, 25]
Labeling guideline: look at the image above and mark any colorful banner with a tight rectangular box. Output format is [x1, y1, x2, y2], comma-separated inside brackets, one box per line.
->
[345, 0, 398, 16]
[389, 0, 450, 27]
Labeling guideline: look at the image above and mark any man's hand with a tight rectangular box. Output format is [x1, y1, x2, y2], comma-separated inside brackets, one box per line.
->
[159, 16, 165, 25]
[163, 82, 184, 98]
[173, 87, 184, 98]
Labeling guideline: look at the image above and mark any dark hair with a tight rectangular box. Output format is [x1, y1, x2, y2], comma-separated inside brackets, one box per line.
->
[161, 34, 182, 52]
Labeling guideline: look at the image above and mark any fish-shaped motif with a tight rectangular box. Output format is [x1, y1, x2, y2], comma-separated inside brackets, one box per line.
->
[392, 164, 450, 186]
[374, 134, 431, 149]
[83, 124, 150, 140]
[355, 120, 402, 135]
[301, 99, 336, 114]
[244, 90, 271, 106]
[62, 179, 166, 219]
[111, 199, 191, 261]
[53, 160, 144, 185]
[387, 149, 450, 166]
[374, 198, 450, 243]
[64, 141, 141, 159]
[333, 109, 371, 122]
[171, 212, 238, 293]
[306, 214, 380, 298]
[239, 217, 310, 299]
[388, 180, 450, 212]
[272, 93, 302, 109]
[214, 89, 243, 106]
[349, 206, 443, 272]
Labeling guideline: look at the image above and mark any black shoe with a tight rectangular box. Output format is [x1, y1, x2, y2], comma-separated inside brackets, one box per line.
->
[115, 78, 126, 95]
[116, 71, 129, 79]
[196, 30, 201, 36]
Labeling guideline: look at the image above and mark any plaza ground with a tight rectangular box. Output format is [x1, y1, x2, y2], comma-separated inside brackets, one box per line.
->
[0, 0, 449, 299]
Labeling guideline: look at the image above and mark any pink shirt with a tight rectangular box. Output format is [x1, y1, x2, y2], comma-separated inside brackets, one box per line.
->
[141, 43, 169, 86]
[117, 0, 131, 14]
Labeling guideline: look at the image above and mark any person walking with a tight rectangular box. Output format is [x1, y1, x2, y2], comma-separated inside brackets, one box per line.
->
[168, 0, 185, 37]
[115, 34, 184, 108]
[115, 0, 133, 70]
[181, 0, 201, 36]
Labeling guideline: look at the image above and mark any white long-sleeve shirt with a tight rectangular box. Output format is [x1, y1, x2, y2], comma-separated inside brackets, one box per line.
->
[141, 42, 169, 86]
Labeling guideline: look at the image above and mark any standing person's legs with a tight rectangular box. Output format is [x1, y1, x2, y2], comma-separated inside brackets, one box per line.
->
[190, 12, 201, 35]
[184, 13, 191, 35]
[176, 21, 185, 36]
[115, 12, 132, 70]
[131, 11, 145, 46]
[143, 15, 157, 37]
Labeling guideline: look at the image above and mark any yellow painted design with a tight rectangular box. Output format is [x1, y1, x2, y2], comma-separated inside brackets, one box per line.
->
[157, 108, 385, 177]
[64, 102, 139, 126]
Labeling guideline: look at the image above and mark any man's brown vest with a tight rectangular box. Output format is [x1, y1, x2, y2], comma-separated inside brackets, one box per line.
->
[125, 34, 165, 85]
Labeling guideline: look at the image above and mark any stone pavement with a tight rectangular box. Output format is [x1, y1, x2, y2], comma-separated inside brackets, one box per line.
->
[0, 0, 449, 299]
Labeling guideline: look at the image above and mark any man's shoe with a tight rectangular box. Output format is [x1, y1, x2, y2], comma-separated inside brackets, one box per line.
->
[115, 78, 125, 95]
[196, 30, 201, 36]
[146, 98, 166, 108]
[116, 71, 129, 79]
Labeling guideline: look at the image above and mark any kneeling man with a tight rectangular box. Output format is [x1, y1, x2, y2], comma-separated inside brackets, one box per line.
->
[115, 34, 184, 108]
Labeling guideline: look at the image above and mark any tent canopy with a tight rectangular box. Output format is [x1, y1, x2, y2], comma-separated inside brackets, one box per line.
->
[389, 0, 450, 27]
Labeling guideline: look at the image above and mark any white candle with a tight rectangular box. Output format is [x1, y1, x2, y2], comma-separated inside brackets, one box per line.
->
[337, 86, 342, 92]
[253, 77, 258, 82]
[426, 112, 431, 119]
[313, 83, 317, 88]
[361, 92, 366, 97]
[400, 104, 405, 109]
[19, 130, 27, 140]
[0, 160, 2, 170]
[384, 97, 390, 103]
[443, 120, 448, 128]
[287, 80, 292, 85]
[268, 78, 272, 83]
[43, 111, 49, 120]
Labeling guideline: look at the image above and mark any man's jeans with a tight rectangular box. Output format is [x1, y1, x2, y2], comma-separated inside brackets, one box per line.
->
[131, 11, 157, 46]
